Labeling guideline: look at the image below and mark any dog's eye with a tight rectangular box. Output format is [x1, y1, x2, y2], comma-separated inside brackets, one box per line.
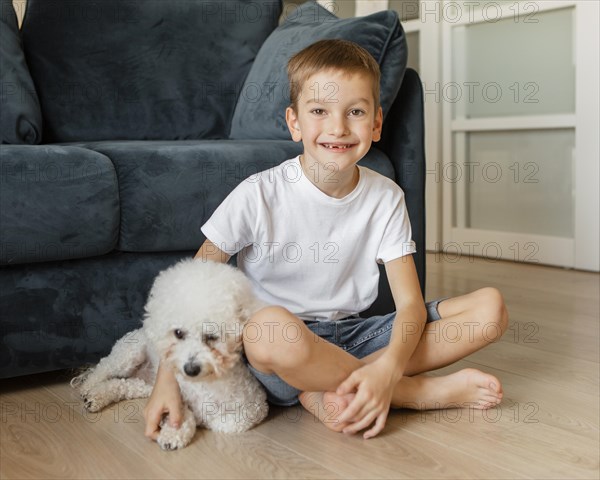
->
[174, 329, 185, 340]
[203, 334, 218, 343]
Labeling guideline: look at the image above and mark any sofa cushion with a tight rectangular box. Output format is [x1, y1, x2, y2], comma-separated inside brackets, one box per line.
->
[20, 0, 282, 142]
[0, 145, 119, 265]
[0, 251, 189, 378]
[230, 1, 407, 140]
[0, 0, 42, 144]
[72, 140, 395, 252]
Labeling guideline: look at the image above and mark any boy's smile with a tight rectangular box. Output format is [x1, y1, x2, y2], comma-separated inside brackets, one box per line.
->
[286, 69, 383, 199]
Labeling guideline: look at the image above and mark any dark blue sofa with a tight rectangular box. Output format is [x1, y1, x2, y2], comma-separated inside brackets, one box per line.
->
[0, 0, 425, 379]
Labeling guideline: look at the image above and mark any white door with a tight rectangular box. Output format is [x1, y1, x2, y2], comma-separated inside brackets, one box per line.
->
[441, 0, 599, 270]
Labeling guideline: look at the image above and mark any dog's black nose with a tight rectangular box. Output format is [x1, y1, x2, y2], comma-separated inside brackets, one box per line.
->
[184, 362, 201, 377]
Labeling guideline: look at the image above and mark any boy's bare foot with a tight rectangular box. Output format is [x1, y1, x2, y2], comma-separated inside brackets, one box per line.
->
[298, 391, 356, 432]
[397, 368, 503, 410]
[298, 368, 503, 433]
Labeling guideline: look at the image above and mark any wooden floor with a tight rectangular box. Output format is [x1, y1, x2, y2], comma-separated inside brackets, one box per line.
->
[2, 253, 599, 479]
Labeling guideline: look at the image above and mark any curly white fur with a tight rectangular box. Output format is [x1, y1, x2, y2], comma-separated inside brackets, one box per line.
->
[71, 259, 269, 450]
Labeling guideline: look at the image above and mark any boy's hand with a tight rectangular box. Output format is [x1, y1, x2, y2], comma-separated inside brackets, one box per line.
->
[143, 363, 183, 441]
[335, 358, 400, 439]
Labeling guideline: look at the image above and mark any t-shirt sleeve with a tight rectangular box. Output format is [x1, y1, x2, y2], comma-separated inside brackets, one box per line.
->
[376, 187, 417, 264]
[200, 179, 256, 256]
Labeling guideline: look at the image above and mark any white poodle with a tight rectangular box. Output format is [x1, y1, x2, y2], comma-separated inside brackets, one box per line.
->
[71, 258, 269, 450]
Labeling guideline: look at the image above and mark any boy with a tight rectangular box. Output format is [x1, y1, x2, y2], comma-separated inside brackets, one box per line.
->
[144, 39, 508, 441]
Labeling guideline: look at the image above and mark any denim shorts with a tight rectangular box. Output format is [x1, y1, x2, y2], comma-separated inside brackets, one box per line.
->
[245, 298, 447, 406]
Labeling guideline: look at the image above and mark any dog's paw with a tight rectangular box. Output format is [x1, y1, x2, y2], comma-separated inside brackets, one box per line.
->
[82, 394, 103, 412]
[80, 385, 109, 412]
[156, 410, 196, 450]
[157, 440, 178, 451]
[158, 440, 185, 451]
[157, 428, 189, 451]
[83, 397, 99, 412]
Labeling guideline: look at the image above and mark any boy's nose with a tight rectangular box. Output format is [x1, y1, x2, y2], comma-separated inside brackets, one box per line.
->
[328, 116, 349, 137]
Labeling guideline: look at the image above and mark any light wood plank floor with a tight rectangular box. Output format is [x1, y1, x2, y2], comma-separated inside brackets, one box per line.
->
[2, 253, 599, 479]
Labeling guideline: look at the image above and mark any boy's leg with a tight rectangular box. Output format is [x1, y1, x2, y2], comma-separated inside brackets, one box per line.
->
[297, 288, 507, 431]
[245, 287, 507, 387]
[243, 305, 364, 393]
[244, 288, 507, 426]
[361, 287, 509, 376]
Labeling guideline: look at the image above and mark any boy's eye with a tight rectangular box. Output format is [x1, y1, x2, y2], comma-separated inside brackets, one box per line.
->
[349, 109, 365, 116]
[174, 329, 185, 340]
[310, 108, 325, 115]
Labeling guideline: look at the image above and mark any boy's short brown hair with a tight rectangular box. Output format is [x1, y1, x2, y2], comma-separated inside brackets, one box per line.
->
[287, 39, 381, 112]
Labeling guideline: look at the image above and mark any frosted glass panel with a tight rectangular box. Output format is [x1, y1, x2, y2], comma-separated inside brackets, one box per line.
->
[453, 130, 574, 237]
[452, 7, 575, 118]
[406, 31, 419, 73]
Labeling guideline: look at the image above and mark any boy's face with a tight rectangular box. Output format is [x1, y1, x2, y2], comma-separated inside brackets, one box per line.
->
[285, 69, 383, 176]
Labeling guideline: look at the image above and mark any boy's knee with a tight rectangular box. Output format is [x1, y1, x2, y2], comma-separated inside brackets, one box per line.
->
[476, 287, 509, 337]
[243, 306, 312, 372]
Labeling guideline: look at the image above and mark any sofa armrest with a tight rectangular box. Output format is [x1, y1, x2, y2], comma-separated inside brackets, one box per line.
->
[378, 68, 427, 298]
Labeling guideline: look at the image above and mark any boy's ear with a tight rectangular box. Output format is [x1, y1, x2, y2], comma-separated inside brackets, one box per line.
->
[285, 106, 302, 142]
[372, 106, 383, 142]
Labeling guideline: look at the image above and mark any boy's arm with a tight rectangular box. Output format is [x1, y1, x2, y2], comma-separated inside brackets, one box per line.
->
[144, 239, 231, 440]
[336, 254, 425, 439]
[144, 361, 185, 440]
[377, 254, 426, 376]
[194, 239, 231, 263]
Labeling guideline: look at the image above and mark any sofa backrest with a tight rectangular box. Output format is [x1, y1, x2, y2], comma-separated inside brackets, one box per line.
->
[0, 0, 42, 144]
[20, 0, 281, 142]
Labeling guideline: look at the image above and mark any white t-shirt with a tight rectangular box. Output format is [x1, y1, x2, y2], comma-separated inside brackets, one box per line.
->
[201, 156, 416, 321]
